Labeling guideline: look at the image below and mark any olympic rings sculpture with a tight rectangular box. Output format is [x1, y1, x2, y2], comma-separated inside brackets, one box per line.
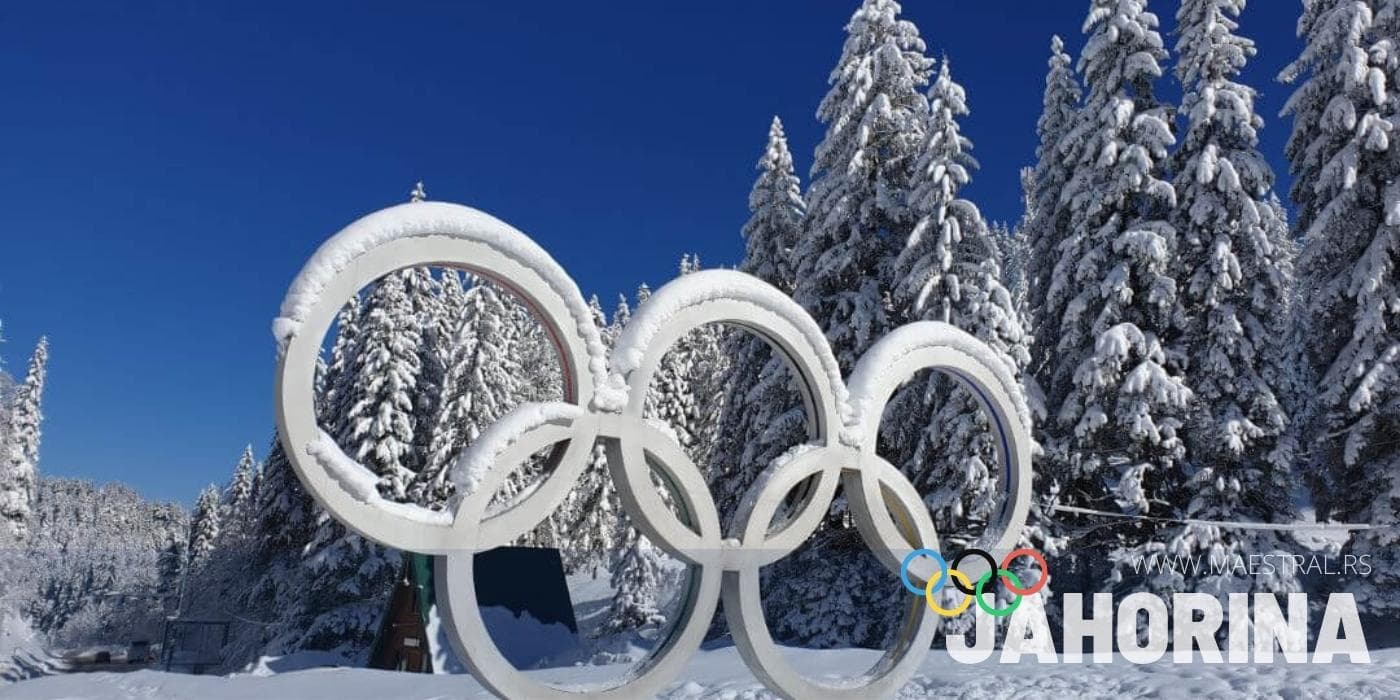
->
[272, 202, 1034, 700]
[899, 548, 1048, 619]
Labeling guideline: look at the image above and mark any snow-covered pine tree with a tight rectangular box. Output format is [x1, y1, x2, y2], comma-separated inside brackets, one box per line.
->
[1, 337, 47, 543]
[283, 274, 399, 655]
[1023, 36, 1083, 386]
[740, 118, 805, 293]
[510, 282, 564, 405]
[604, 283, 677, 635]
[886, 59, 1032, 633]
[321, 298, 363, 439]
[712, 117, 808, 527]
[645, 256, 726, 467]
[1163, 0, 1299, 598]
[999, 216, 1031, 318]
[772, 0, 933, 649]
[156, 537, 186, 615]
[599, 524, 667, 637]
[794, 0, 932, 374]
[1046, 0, 1191, 593]
[343, 272, 423, 501]
[892, 56, 1031, 537]
[223, 445, 257, 527]
[187, 485, 221, 567]
[557, 295, 619, 576]
[1282, 0, 1400, 614]
[412, 277, 523, 508]
[400, 183, 443, 478]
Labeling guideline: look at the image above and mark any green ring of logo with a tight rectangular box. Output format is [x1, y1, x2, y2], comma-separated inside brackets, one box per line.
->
[974, 568, 1024, 617]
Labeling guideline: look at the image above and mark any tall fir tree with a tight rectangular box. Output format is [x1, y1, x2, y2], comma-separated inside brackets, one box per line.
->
[605, 283, 674, 635]
[889, 59, 1032, 630]
[343, 272, 423, 501]
[287, 272, 400, 654]
[773, 0, 934, 648]
[893, 58, 1031, 538]
[1024, 35, 1083, 389]
[1, 337, 47, 543]
[1283, 0, 1400, 613]
[187, 485, 222, 568]
[1046, 0, 1191, 592]
[1164, 0, 1300, 598]
[794, 0, 933, 374]
[712, 117, 808, 527]
[413, 277, 524, 507]
[557, 295, 619, 576]
[223, 445, 258, 528]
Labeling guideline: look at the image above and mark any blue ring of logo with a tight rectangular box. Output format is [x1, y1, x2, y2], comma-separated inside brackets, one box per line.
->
[899, 548, 949, 596]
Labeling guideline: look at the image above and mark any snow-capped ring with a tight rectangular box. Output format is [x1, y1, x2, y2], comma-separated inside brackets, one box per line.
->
[273, 202, 1035, 700]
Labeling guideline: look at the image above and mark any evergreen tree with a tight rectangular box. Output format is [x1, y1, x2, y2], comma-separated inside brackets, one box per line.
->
[284, 275, 399, 655]
[1046, 0, 1190, 592]
[557, 295, 619, 576]
[645, 256, 725, 466]
[1023, 35, 1083, 386]
[886, 60, 1032, 633]
[741, 118, 805, 294]
[794, 0, 933, 374]
[773, 0, 934, 648]
[712, 118, 808, 527]
[1165, 0, 1300, 598]
[1, 337, 47, 543]
[413, 278, 523, 507]
[187, 485, 221, 567]
[321, 298, 363, 439]
[155, 537, 186, 615]
[893, 57, 1031, 538]
[343, 273, 423, 501]
[599, 524, 667, 637]
[1283, 0, 1400, 613]
[223, 445, 257, 527]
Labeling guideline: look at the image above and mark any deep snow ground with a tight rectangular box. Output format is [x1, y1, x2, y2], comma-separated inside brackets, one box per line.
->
[2, 646, 1397, 699]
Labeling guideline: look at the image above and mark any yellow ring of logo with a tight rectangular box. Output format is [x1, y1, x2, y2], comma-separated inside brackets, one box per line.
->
[923, 569, 973, 617]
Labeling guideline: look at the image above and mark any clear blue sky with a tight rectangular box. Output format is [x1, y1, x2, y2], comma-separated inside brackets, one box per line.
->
[0, 1, 1300, 506]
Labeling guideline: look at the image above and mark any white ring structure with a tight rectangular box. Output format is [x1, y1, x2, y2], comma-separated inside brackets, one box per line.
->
[274, 202, 1034, 699]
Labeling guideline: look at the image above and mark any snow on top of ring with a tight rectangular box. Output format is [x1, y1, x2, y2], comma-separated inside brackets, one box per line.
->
[449, 402, 584, 495]
[606, 269, 848, 421]
[845, 321, 1030, 445]
[307, 430, 453, 526]
[272, 201, 608, 401]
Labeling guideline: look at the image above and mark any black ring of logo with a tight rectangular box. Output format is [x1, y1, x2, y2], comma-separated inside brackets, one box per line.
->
[948, 548, 998, 595]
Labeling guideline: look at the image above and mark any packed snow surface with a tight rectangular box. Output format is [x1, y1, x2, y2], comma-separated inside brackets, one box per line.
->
[4, 647, 1397, 699]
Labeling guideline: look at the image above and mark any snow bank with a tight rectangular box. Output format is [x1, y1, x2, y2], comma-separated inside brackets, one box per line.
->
[0, 609, 64, 684]
[273, 201, 609, 404]
[6, 646, 1398, 698]
[478, 607, 579, 671]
